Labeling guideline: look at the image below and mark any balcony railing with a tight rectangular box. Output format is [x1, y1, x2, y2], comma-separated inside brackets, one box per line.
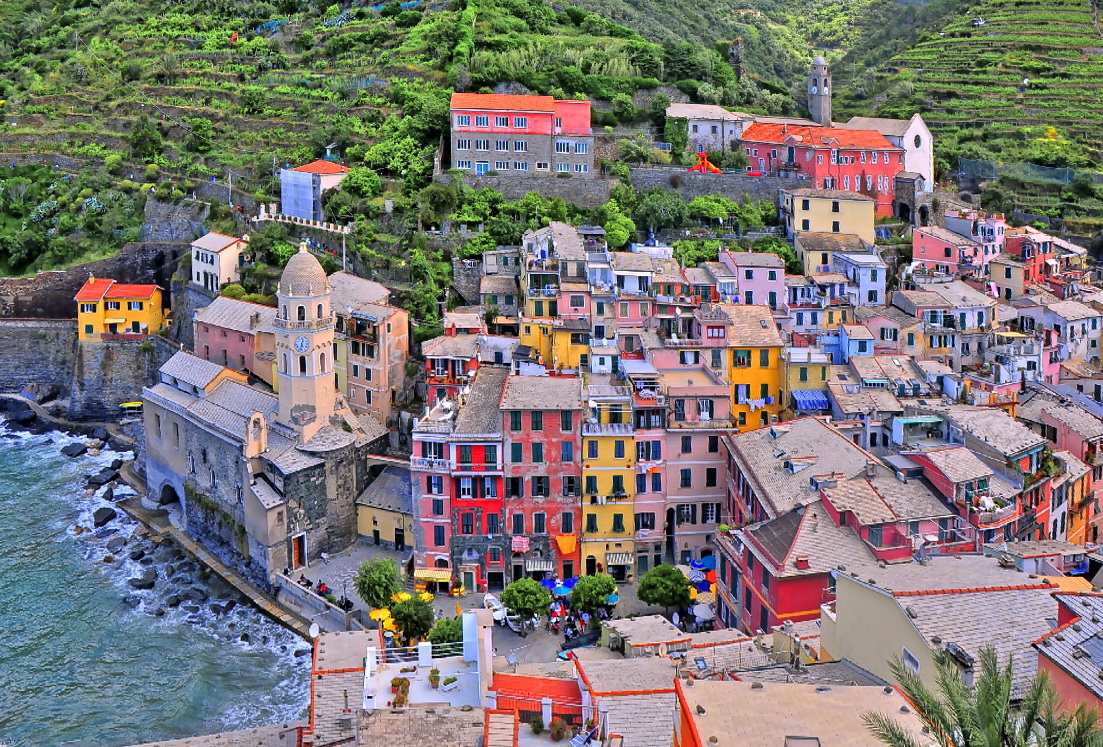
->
[967, 501, 1021, 529]
[582, 421, 634, 435]
[276, 317, 333, 331]
[411, 457, 450, 472]
[585, 493, 631, 505]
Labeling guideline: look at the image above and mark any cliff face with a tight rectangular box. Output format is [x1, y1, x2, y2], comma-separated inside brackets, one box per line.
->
[0, 320, 78, 394]
[67, 337, 179, 421]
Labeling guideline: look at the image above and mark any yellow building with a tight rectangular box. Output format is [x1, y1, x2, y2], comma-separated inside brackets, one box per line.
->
[519, 319, 591, 373]
[989, 253, 1026, 302]
[780, 346, 832, 416]
[355, 466, 414, 551]
[580, 385, 636, 580]
[75, 277, 165, 341]
[719, 305, 784, 431]
[782, 189, 876, 245]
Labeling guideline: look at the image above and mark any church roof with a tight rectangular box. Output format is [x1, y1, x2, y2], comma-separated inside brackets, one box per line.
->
[279, 245, 330, 297]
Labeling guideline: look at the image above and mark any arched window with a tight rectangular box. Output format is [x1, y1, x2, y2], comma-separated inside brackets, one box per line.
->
[812, 77, 819, 87]
[281, 305, 288, 320]
[297, 305, 306, 321]
[298, 355, 307, 374]
[317, 303, 324, 319]
[282, 353, 288, 374]
[319, 352, 327, 374]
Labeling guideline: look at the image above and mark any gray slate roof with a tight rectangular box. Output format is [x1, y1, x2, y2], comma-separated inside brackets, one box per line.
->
[160, 351, 227, 390]
[356, 466, 412, 515]
[500, 374, 583, 411]
[454, 367, 509, 435]
[195, 296, 277, 335]
[1035, 594, 1103, 702]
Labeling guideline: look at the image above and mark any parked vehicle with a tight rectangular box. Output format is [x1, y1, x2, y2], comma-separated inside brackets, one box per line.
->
[483, 593, 507, 624]
[559, 631, 600, 651]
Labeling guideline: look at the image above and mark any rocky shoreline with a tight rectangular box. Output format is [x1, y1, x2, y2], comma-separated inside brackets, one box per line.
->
[0, 395, 312, 652]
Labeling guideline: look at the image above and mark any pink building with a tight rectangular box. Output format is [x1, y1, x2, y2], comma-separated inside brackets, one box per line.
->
[194, 296, 277, 385]
[720, 251, 785, 309]
[449, 93, 594, 176]
[912, 226, 982, 276]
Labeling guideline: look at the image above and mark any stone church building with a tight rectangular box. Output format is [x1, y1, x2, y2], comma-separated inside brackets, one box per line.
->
[142, 243, 387, 590]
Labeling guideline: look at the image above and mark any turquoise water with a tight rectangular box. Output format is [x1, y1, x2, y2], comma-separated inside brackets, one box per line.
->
[0, 423, 310, 747]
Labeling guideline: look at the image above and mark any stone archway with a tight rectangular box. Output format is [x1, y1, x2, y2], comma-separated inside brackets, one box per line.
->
[918, 205, 931, 226]
[897, 202, 912, 223]
[158, 483, 181, 506]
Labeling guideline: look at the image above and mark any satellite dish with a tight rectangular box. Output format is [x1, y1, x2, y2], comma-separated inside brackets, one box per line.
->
[309, 623, 321, 638]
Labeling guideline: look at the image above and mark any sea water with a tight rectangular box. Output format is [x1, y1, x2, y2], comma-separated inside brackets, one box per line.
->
[0, 422, 310, 746]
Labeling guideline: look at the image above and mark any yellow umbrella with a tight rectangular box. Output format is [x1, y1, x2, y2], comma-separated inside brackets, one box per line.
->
[369, 608, 392, 621]
[383, 618, 397, 632]
[696, 592, 716, 605]
[455, 602, 463, 617]
[392, 591, 412, 603]
[675, 565, 692, 577]
[689, 587, 698, 600]
[419, 592, 434, 603]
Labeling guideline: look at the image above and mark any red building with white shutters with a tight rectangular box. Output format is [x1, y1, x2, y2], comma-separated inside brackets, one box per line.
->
[740, 123, 904, 217]
[449, 93, 594, 177]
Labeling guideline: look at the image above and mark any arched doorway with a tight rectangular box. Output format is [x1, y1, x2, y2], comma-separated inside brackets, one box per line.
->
[585, 555, 597, 576]
[897, 202, 912, 223]
[158, 483, 180, 506]
[918, 205, 931, 226]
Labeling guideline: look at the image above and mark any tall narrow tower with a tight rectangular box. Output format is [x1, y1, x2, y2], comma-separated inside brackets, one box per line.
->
[808, 55, 832, 126]
[274, 241, 336, 441]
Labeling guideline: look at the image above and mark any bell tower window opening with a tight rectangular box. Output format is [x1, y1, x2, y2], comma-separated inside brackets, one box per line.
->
[298, 355, 307, 374]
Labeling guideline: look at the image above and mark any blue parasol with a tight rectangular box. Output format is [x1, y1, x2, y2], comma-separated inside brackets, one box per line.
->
[553, 585, 571, 596]
[540, 579, 557, 589]
[696, 581, 711, 591]
[689, 559, 706, 569]
[563, 577, 580, 588]
[606, 593, 619, 604]
[698, 555, 717, 570]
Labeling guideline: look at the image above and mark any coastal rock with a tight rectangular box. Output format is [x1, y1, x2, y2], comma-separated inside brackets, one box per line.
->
[166, 594, 182, 608]
[153, 607, 166, 617]
[122, 596, 141, 608]
[110, 458, 124, 470]
[92, 507, 117, 528]
[182, 604, 201, 614]
[103, 555, 115, 563]
[223, 599, 237, 614]
[140, 568, 158, 583]
[209, 603, 223, 615]
[91, 427, 109, 441]
[239, 633, 251, 643]
[101, 487, 114, 503]
[106, 536, 126, 553]
[93, 526, 118, 539]
[87, 468, 119, 487]
[61, 443, 88, 458]
[294, 648, 311, 657]
[128, 577, 155, 590]
[73, 525, 88, 536]
[185, 587, 209, 603]
[139, 556, 154, 567]
[128, 549, 145, 561]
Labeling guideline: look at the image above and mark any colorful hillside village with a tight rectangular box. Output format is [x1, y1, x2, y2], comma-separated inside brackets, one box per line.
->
[106, 58, 1103, 747]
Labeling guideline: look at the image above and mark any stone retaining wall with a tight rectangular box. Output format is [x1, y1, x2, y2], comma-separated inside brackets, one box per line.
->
[629, 167, 805, 202]
[68, 337, 178, 421]
[0, 319, 78, 394]
[451, 173, 615, 207]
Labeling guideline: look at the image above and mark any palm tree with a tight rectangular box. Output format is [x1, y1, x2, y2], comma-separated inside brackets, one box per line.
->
[863, 645, 1103, 747]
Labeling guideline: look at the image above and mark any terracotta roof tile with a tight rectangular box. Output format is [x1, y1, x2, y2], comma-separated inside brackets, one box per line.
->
[292, 159, 348, 175]
[74, 277, 115, 301]
[450, 92, 556, 112]
[741, 123, 900, 150]
[105, 283, 159, 299]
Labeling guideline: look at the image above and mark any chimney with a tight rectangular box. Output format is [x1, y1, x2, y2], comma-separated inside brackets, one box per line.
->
[865, 461, 876, 478]
[795, 554, 810, 569]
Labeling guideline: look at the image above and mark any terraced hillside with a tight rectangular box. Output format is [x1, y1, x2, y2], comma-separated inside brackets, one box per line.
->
[868, 0, 1103, 162]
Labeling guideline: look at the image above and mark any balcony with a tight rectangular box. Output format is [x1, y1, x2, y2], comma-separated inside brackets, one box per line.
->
[526, 287, 559, 297]
[585, 493, 631, 505]
[426, 373, 469, 386]
[411, 457, 450, 473]
[582, 421, 634, 435]
[965, 501, 1021, 529]
[527, 257, 559, 271]
[452, 461, 502, 473]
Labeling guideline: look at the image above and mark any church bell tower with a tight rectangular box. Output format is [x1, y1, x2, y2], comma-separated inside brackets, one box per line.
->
[274, 241, 336, 441]
[808, 55, 832, 126]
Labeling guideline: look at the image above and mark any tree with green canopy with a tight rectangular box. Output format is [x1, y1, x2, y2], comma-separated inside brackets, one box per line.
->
[352, 558, 401, 610]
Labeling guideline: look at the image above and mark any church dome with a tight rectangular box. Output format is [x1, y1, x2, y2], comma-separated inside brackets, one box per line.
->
[278, 242, 330, 297]
[812, 55, 826, 66]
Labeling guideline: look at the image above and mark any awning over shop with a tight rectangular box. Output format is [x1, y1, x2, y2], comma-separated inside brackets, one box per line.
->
[791, 390, 830, 411]
[606, 552, 633, 566]
[526, 559, 555, 572]
[104, 317, 128, 324]
[554, 534, 577, 555]
[414, 568, 452, 582]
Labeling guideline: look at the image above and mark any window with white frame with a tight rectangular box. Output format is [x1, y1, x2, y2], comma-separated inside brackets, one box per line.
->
[574, 142, 589, 154]
[513, 161, 529, 171]
[495, 161, 509, 171]
[536, 162, 549, 170]
[555, 141, 571, 153]
[902, 647, 921, 674]
[860, 151, 867, 163]
[495, 140, 509, 151]
[575, 164, 588, 173]
[514, 117, 527, 128]
[474, 139, 489, 150]
[475, 115, 489, 127]
[105, 301, 120, 311]
[456, 160, 472, 169]
[80, 303, 97, 313]
[830, 149, 838, 164]
[514, 141, 528, 152]
[495, 116, 508, 127]
[456, 138, 471, 150]
[866, 174, 873, 190]
[555, 163, 570, 172]
[456, 114, 471, 126]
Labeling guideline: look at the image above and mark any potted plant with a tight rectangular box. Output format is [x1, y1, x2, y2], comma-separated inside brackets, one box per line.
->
[429, 668, 441, 689]
[442, 675, 459, 692]
[550, 717, 568, 742]
[390, 677, 404, 694]
[530, 717, 545, 735]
